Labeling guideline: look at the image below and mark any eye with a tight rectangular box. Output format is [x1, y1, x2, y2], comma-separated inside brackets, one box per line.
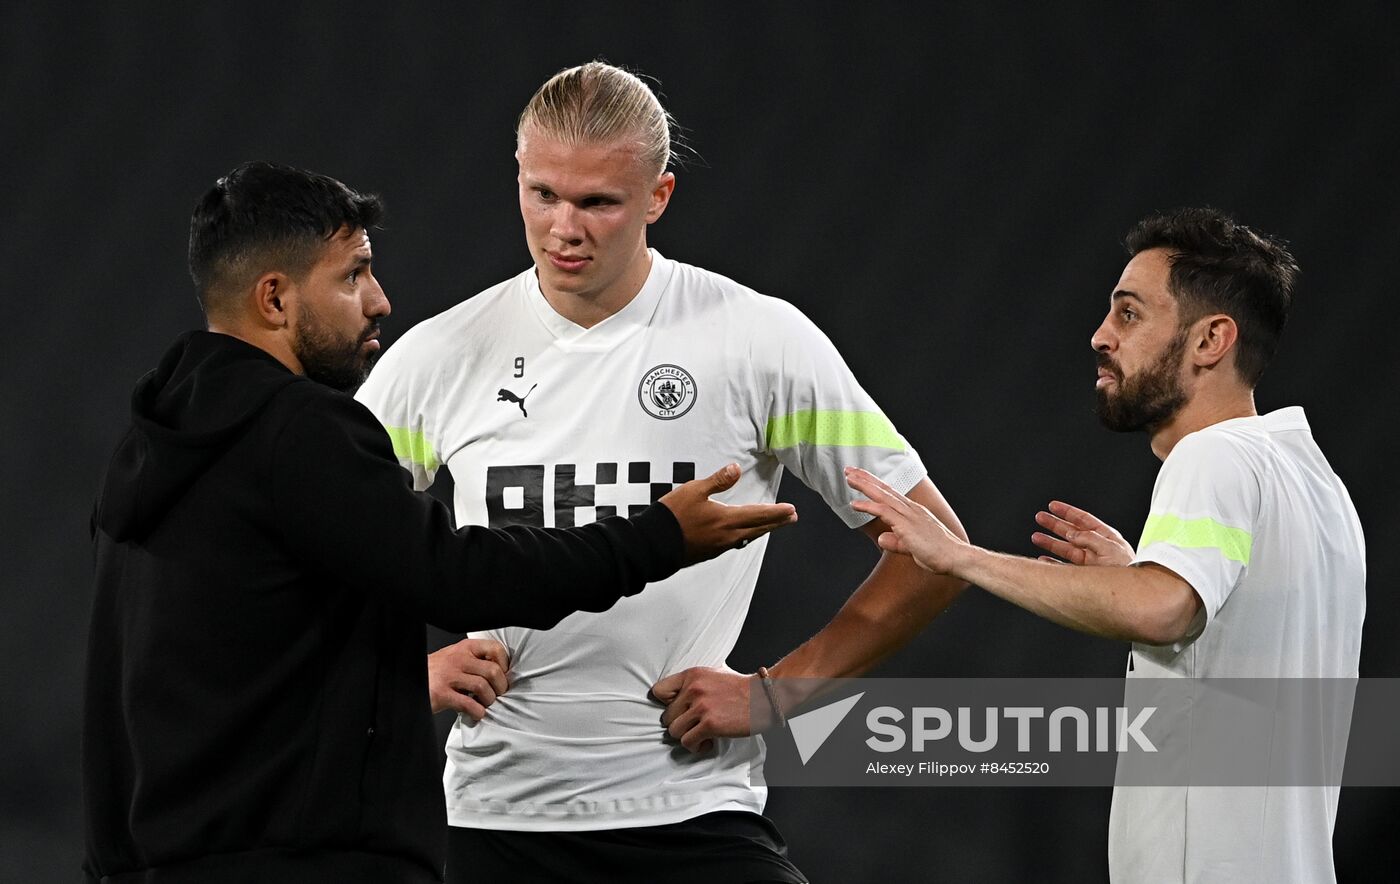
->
[348, 269, 360, 284]
[535, 188, 557, 202]
[1120, 306, 1136, 322]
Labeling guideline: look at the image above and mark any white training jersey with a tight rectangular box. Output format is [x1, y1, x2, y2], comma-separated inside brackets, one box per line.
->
[356, 251, 927, 830]
[1109, 407, 1366, 883]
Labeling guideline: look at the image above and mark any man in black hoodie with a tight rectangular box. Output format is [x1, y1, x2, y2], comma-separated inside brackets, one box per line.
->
[83, 161, 797, 883]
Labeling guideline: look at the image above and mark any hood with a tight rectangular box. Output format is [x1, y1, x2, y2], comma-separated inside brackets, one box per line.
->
[94, 330, 302, 542]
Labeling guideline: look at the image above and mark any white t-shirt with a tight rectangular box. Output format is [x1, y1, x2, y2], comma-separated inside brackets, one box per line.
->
[1109, 407, 1366, 883]
[356, 251, 926, 830]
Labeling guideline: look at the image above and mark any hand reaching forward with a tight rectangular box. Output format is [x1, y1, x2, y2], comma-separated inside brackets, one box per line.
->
[845, 467, 972, 574]
[650, 666, 754, 754]
[427, 637, 510, 719]
[1031, 501, 1134, 566]
[659, 464, 797, 565]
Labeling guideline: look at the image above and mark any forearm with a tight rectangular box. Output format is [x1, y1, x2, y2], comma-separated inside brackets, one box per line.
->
[772, 553, 964, 681]
[766, 477, 966, 705]
[650, 484, 964, 744]
[276, 394, 684, 632]
[955, 547, 1195, 644]
[428, 506, 683, 631]
[777, 479, 967, 677]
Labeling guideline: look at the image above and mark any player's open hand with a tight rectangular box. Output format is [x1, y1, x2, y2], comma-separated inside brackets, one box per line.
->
[845, 467, 971, 574]
[659, 464, 797, 565]
[427, 637, 511, 719]
[1031, 501, 1134, 566]
[650, 665, 753, 754]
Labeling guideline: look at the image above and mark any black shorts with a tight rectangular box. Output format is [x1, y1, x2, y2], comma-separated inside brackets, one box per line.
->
[444, 810, 808, 884]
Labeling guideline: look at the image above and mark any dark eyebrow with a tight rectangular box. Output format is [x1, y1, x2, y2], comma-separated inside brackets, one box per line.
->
[1111, 290, 1142, 303]
[347, 253, 372, 271]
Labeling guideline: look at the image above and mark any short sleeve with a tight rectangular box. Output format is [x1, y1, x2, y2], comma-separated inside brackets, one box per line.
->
[355, 329, 444, 490]
[1133, 431, 1262, 624]
[753, 300, 927, 527]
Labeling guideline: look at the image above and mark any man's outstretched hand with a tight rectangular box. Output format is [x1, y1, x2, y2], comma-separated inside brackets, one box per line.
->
[845, 466, 971, 574]
[659, 464, 797, 565]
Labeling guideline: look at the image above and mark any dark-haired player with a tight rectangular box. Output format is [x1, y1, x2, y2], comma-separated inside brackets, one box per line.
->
[83, 161, 796, 882]
[848, 208, 1365, 883]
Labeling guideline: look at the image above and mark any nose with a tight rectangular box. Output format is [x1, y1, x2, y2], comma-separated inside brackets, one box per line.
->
[365, 274, 390, 320]
[1091, 313, 1114, 353]
[549, 202, 583, 245]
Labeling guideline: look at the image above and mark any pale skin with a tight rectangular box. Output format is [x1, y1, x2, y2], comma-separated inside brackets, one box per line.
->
[507, 135, 802, 563]
[846, 247, 1261, 648]
[515, 127, 675, 328]
[430, 130, 968, 740]
[431, 127, 677, 716]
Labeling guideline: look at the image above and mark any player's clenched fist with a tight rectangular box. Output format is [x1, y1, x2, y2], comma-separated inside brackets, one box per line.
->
[428, 637, 511, 719]
[651, 665, 754, 754]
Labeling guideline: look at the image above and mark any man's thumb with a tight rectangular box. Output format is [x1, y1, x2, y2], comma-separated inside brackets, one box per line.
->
[651, 670, 685, 701]
[704, 463, 740, 494]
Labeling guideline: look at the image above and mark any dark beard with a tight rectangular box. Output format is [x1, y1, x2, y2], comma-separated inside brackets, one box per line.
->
[1095, 330, 1189, 433]
[293, 307, 379, 393]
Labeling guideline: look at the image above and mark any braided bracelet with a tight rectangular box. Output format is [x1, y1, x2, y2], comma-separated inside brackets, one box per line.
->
[756, 666, 787, 729]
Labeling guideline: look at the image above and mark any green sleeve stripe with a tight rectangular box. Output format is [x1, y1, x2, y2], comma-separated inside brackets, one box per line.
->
[1140, 513, 1253, 565]
[383, 426, 440, 472]
[765, 409, 905, 451]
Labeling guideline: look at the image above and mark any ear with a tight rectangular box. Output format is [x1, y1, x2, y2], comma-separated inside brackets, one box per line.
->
[645, 171, 676, 224]
[251, 271, 295, 329]
[1191, 314, 1239, 370]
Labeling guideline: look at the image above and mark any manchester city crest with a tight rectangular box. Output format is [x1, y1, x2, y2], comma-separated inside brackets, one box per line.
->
[638, 364, 698, 420]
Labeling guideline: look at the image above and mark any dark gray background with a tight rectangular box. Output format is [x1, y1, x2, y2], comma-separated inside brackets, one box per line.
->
[3, 3, 1395, 881]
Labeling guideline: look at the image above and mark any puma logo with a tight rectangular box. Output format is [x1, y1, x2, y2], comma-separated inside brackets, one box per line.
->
[497, 384, 538, 418]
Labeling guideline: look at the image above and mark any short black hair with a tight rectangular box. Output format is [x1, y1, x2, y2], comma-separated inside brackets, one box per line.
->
[187, 161, 384, 316]
[1125, 207, 1298, 387]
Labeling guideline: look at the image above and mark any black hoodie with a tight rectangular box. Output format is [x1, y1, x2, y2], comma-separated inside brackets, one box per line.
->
[83, 331, 683, 883]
